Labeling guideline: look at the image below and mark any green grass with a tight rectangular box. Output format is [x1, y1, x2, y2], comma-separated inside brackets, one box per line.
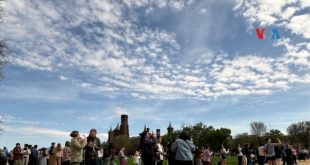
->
[108, 156, 238, 165]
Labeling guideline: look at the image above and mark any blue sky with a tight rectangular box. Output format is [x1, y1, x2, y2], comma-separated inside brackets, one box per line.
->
[0, 0, 310, 149]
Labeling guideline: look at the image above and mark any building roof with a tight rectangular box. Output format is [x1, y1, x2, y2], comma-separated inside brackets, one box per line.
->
[167, 122, 173, 129]
[114, 123, 120, 130]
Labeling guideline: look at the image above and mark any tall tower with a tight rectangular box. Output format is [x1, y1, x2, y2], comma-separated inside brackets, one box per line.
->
[120, 114, 129, 137]
[167, 122, 174, 134]
[156, 129, 161, 138]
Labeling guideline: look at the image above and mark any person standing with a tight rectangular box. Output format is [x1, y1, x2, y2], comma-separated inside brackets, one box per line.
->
[141, 132, 157, 165]
[84, 129, 101, 165]
[118, 148, 127, 165]
[284, 144, 293, 165]
[155, 137, 165, 165]
[257, 143, 266, 165]
[61, 142, 71, 165]
[48, 143, 56, 165]
[1, 147, 10, 165]
[30, 145, 39, 165]
[264, 138, 281, 165]
[133, 151, 141, 165]
[194, 147, 202, 165]
[0, 148, 6, 165]
[171, 132, 196, 165]
[38, 148, 48, 165]
[55, 144, 62, 165]
[13, 143, 23, 165]
[236, 144, 242, 165]
[9, 150, 14, 165]
[70, 130, 87, 165]
[220, 145, 229, 165]
[202, 144, 212, 165]
[291, 146, 297, 165]
[275, 146, 282, 165]
[22, 144, 31, 165]
[244, 144, 251, 165]
[167, 139, 176, 165]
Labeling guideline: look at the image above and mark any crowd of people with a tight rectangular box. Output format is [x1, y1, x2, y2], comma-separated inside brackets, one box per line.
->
[0, 129, 108, 165]
[0, 128, 309, 165]
[234, 138, 310, 165]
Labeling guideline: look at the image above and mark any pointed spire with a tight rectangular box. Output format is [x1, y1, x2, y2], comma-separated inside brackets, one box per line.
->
[115, 123, 120, 130]
[144, 124, 147, 131]
[109, 126, 113, 132]
[167, 122, 173, 129]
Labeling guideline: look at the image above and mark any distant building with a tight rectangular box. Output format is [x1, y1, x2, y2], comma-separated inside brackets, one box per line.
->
[108, 114, 129, 144]
[107, 115, 174, 154]
[167, 122, 174, 134]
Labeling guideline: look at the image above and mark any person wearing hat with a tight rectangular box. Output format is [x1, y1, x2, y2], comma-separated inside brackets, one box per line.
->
[84, 129, 101, 165]
[70, 131, 87, 165]
[13, 143, 23, 165]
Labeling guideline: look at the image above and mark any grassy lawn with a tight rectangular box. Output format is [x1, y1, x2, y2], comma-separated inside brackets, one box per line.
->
[110, 156, 238, 165]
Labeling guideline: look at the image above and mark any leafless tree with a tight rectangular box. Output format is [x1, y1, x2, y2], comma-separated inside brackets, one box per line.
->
[250, 121, 267, 137]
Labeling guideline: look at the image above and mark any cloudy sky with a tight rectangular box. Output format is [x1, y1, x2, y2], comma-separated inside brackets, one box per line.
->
[0, 0, 309, 149]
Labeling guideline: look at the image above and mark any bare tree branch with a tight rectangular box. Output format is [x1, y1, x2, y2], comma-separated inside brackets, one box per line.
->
[250, 121, 267, 137]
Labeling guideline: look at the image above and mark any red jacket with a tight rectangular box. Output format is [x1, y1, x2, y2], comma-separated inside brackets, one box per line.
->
[13, 147, 22, 160]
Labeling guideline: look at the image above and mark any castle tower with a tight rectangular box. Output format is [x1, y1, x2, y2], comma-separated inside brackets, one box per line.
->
[156, 129, 161, 138]
[167, 122, 174, 134]
[120, 114, 129, 137]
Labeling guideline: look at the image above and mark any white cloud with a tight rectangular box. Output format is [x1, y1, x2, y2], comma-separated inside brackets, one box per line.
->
[199, 8, 207, 14]
[1, 0, 310, 101]
[234, 0, 310, 40]
[59, 75, 68, 80]
[287, 14, 310, 39]
[114, 107, 129, 116]
[1, 125, 108, 141]
[0, 84, 78, 101]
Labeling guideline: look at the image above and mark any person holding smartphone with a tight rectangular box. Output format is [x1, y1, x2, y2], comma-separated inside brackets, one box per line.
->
[84, 129, 101, 165]
[70, 131, 87, 165]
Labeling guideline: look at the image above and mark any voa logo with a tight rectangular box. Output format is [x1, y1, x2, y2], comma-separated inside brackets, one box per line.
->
[255, 28, 280, 40]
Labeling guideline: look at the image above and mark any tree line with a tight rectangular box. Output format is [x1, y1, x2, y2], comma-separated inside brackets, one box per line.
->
[107, 120, 309, 156]
[161, 121, 310, 153]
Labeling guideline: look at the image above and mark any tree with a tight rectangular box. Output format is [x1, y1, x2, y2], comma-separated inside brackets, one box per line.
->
[180, 122, 232, 151]
[250, 121, 267, 137]
[113, 135, 130, 153]
[207, 128, 233, 150]
[161, 130, 180, 148]
[287, 121, 310, 148]
[233, 133, 258, 147]
[182, 122, 215, 148]
[265, 129, 286, 142]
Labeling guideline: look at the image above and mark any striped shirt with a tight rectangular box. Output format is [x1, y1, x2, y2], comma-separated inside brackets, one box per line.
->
[62, 147, 71, 161]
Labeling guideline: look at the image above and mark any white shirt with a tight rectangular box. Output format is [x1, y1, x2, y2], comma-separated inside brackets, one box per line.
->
[258, 146, 265, 156]
[157, 143, 164, 160]
[98, 151, 103, 158]
[23, 149, 31, 159]
[237, 147, 243, 156]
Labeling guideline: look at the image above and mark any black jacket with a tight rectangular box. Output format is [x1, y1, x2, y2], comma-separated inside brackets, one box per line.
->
[84, 137, 101, 158]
